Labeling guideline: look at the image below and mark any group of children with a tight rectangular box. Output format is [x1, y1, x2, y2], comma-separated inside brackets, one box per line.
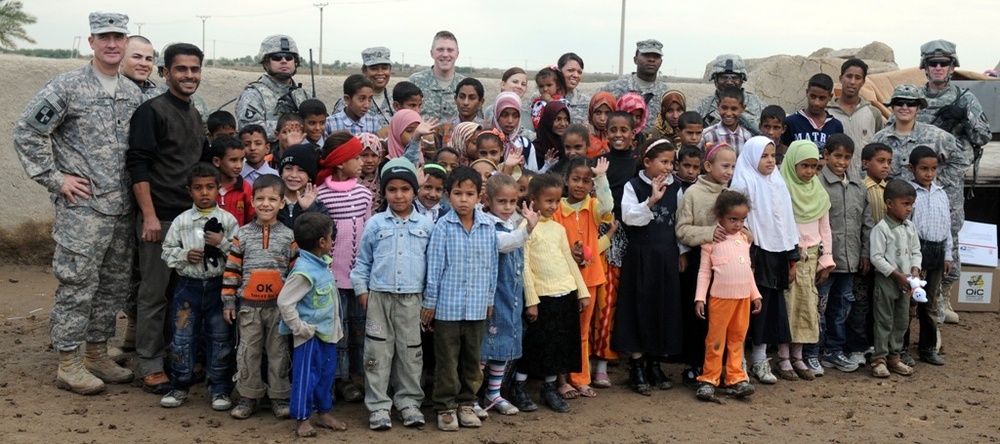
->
[149, 66, 955, 435]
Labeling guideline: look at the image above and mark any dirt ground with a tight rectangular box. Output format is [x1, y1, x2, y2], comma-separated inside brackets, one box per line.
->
[1, 265, 999, 443]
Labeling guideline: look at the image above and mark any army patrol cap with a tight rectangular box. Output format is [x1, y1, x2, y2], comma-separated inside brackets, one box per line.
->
[710, 54, 748, 80]
[89, 12, 129, 35]
[920, 39, 960, 68]
[362, 47, 392, 67]
[885, 84, 927, 109]
[257, 34, 299, 63]
[636, 39, 663, 56]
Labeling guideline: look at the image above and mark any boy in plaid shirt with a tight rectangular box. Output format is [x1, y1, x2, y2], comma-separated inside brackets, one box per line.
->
[420, 166, 498, 431]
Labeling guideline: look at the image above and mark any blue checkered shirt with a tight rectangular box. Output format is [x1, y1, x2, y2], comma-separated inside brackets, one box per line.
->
[324, 110, 382, 137]
[422, 208, 498, 321]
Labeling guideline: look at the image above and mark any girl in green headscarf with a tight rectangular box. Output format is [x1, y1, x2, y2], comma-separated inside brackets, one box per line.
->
[777, 140, 836, 381]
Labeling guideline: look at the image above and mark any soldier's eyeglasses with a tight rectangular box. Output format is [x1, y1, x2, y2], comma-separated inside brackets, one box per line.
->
[892, 99, 920, 108]
[270, 53, 296, 62]
[717, 74, 741, 82]
[926, 59, 952, 68]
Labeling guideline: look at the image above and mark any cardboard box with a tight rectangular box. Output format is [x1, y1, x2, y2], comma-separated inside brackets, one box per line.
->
[949, 265, 1000, 312]
[958, 221, 998, 267]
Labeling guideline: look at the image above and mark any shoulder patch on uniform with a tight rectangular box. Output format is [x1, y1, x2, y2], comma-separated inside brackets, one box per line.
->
[244, 108, 258, 120]
[26, 92, 67, 133]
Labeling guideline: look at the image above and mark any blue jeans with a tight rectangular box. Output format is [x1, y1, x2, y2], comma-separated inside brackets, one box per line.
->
[817, 273, 854, 355]
[169, 277, 234, 395]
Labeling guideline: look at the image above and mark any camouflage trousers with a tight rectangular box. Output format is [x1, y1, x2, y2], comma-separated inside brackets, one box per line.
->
[50, 207, 134, 351]
[944, 186, 964, 284]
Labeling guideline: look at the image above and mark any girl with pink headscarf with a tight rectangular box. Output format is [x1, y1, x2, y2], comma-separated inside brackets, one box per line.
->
[616, 93, 648, 147]
[491, 91, 541, 171]
[386, 109, 438, 166]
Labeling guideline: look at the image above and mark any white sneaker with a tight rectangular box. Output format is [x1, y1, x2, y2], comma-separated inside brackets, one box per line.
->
[750, 360, 778, 384]
[211, 394, 232, 411]
[472, 402, 489, 420]
[847, 352, 867, 366]
[805, 357, 825, 377]
[160, 390, 189, 408]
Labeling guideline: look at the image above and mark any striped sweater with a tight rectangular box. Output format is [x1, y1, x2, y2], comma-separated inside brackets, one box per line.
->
[222, 221, 298, 310]
[316, 177, 372, 289]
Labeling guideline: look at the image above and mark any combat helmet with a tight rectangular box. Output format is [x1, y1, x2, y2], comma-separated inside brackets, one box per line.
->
[710, 54, 748, 81]
[257, 34, 300, 64]
[919, 39, 959, 69]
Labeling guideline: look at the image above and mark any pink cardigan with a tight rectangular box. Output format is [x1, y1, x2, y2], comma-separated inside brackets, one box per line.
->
[695, 230, 763, 302]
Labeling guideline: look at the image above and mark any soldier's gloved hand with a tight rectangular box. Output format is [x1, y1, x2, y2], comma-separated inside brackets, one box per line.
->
[936, 104, 968, 127]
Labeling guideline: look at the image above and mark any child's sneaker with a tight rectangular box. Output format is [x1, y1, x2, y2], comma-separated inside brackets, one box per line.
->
[437, 409, 458, 431]
[160, 389, 189, 408]
[729, 381, 755, 398]
[211, 393, 232, 411]
[271, 398, 291, 419]
[899, 351, 916, 367]
[750, 360, 777, 384]
[457, 405, 481, 427]
[484, 397, 519, 415]
[472, 402, 489, 420]
[399, 405, 425, 427]
[847, 351, 867, 366]
[369, 409, 392, 430]
[805, 357, 825, 377]
[230, 397, 258, 419]
[695, 383, 715, 401]
[870, 359, 890, 378]
[821, 352, 860, 373]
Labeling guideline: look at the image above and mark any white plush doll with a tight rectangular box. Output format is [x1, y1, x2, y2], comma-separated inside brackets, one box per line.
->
[907, 276, 928, 303]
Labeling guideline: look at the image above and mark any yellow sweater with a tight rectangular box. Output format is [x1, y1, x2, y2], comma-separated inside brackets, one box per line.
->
[676, 176, 728, 247]
[523, 218, 589, 307]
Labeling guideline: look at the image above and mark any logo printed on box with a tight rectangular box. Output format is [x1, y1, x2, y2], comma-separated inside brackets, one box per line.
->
[958, 272, 993, 304]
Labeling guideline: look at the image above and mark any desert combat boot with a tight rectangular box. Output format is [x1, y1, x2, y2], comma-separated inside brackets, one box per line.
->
[84, 342, 135, 383]
[57, 349, 105, 395]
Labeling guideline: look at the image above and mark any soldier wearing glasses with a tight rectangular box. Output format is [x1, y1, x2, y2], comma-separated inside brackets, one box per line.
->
[236, 34, 310, 139]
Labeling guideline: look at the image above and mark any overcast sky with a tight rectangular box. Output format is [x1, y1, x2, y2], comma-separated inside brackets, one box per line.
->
[20, 0, 1000, 78]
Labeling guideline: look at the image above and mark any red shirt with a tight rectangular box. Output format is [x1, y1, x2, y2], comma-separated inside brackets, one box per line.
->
[217, 179, 255, 225]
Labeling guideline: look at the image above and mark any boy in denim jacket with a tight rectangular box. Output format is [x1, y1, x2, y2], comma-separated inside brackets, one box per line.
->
[351, 158, 434, 430]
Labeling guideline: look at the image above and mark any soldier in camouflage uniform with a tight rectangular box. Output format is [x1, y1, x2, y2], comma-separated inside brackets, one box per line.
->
[873, 86, 969, 331]
[12, 12, 140, 395]
[120, 35, 158, 102]
[600, 40, 668, 132]
[873, 85, 968, 189]
[696, 54, 768, 135]
[236, 35, 310, 139]
[333, 46, 395, 129]
[915, 41, 991, 316]
[408, 31, 466, 121]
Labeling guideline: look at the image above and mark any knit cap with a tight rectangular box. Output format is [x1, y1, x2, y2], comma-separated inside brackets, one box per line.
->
[279, 144, 319, 181]
[380, 157, 418, 194]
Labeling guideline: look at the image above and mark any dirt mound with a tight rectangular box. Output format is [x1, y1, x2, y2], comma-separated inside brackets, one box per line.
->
[699, 42, 900, 113]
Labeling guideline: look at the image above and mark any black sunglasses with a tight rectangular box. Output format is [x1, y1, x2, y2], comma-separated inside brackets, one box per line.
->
[926, 59, 952, 68]
[892, 99, 920, 108]
[270, 52, 296, 62]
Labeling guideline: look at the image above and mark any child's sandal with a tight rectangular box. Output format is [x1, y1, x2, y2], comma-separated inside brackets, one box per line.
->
[790, 358, 815, 381]
[775, 358, 798, 381]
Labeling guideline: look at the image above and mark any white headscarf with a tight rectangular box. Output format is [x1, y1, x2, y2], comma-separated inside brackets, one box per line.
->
[729, 136, 799, 252]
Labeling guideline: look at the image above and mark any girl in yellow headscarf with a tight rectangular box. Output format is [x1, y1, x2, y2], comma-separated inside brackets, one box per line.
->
[778, 140, 834, 381]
